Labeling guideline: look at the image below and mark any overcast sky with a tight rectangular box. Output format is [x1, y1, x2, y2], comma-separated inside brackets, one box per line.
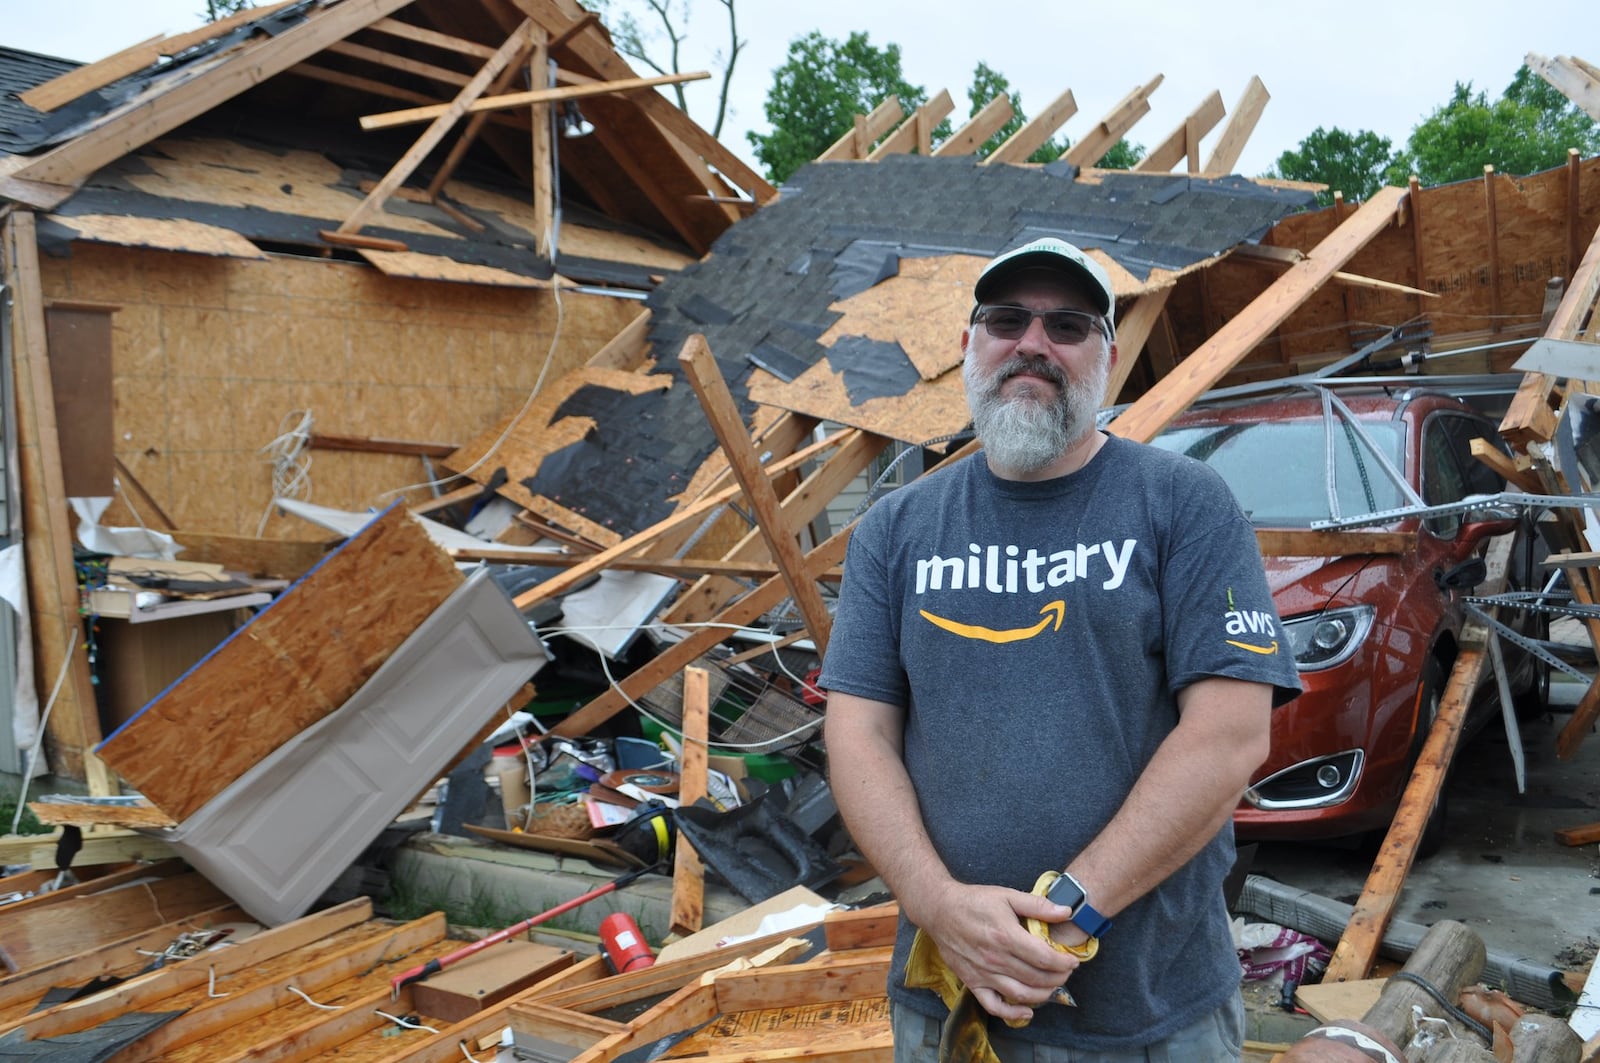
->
[1, 0, 1591, 180]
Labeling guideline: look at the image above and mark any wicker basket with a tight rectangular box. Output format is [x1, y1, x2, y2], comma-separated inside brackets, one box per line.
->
[520, 799, 595, 840]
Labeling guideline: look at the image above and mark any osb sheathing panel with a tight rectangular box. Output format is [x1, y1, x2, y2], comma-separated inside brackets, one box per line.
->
[47, 214, 269, 259]
[358, 249, 551, 287]
[749, 360, 970, 445]
[1177, 160, 1600, 373]
[440, 180, 696, 274]
[96, 505, 462, 823]
[125, 137, 456, 238]
[39, 243, 638, 537]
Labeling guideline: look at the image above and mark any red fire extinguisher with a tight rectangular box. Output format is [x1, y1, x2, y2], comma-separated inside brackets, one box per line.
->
[599, 912, 655, 973]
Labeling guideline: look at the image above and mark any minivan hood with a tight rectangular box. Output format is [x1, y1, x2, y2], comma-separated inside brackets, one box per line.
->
[1262, 552, 1377, 617]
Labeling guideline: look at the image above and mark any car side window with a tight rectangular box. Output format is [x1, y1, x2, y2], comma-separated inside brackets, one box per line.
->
[1421, 414, 1511, 538]
[1421, 417, 1466, 538]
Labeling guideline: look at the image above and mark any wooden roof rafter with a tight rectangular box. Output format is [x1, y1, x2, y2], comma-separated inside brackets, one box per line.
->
[1, 0, 418, 209]
[817, 97, 905, 162]
[505, 0, 778, 207]
[1132, 89, 1225, 174]
[1204, 75, 1270, 174]
[16, 0, 297, 113]
[1062, 74, 1163, 168]
[333, 18, 539, 241]
[1107, 184, 1408, 441]
[984, 87, 1077, 166]
[931, 94, 1015, 158]
[356, 70, 710, 130]
[1526, 52, 1600, 122]
[866, 89, 955, 160]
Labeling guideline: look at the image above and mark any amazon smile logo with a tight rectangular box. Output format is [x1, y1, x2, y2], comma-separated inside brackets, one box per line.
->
[1224, 590, 1279, 655]
[920, 601, 1066, 643]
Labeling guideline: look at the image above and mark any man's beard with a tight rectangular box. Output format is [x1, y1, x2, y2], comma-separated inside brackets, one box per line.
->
[963, 345, 1110, 474]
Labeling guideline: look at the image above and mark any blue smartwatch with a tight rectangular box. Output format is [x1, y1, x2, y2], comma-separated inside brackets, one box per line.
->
[1044, 871, 1114, 938]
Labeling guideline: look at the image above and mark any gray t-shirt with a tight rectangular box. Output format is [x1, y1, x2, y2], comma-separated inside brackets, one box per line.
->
[819, 435, 1301, 1050]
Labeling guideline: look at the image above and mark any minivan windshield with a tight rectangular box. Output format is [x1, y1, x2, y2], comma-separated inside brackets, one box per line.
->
[1150, 419, 1407, 526]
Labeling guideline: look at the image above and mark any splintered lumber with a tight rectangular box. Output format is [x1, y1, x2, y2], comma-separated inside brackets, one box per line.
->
[1134, 90, 1225, 173]
[1527, 53, 1600, 122]
[8, 0, 415, 199]
[986, 87, 1077, 166]
[662, 428, 885, 624]
[359, 71, 710, 129]
[338, 21, 538, 236]
[679, 334, 833, 655]
[3, 212, 110, 789]
[818, 98, 904, 162]
[1204, 75, 1271, 175]
[670, 667, 711, 938]
[0, 871, 230, 975]
[1064, 75, 1163, 167]
[2, 898, 391, 1041]
[1322, 535, 1512, 984]
[1501, 203, 1600, 447]
[96, 504, 462, 823]
[128, 924, 458, 1061]
[1109, 184, 1408, 442]
[507, 0, 775, 205]
[0, 902, 246, 1021]
[509, 428, 847, 612]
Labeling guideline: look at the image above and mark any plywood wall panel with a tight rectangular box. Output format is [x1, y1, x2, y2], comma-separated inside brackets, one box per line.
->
[96, 505, 462, 821]
[43, 243, 632, 536]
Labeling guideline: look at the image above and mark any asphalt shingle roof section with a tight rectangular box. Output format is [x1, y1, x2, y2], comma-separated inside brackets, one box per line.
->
[0, 47, 87, 155]
[535, 156, 1315, 537]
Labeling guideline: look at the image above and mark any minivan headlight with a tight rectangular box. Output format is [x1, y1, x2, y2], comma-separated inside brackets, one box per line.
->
[1281, 605, 1375, 671]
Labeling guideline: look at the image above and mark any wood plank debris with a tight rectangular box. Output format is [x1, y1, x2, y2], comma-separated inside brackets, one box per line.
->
[3, 8, 1599, 1052]
[96, 504, 463, 822]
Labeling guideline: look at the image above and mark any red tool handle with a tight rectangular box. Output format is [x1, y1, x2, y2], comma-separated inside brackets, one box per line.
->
[389, 862, 657, 996]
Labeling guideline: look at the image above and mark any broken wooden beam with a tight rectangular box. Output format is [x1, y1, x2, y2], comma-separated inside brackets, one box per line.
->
[1322, 536, 1512, 984]
[670, 666, 710, 938]
[679, 334, 833, 656]
[1108, 184, 1408, 442]
[359, 70, 710, 130]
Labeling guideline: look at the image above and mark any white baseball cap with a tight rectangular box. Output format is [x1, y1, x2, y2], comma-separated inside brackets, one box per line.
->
[973, 237, 1116, 325]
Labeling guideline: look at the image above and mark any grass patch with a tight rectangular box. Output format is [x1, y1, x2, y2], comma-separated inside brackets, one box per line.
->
[0, 786, 51, 837]
[379, 867, 665, 944]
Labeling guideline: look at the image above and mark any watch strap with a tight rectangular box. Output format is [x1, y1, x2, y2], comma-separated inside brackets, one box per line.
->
[1069, 899, 1113, 938]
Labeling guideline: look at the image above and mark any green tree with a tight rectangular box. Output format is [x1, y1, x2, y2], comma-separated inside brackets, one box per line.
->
[594, 0, 743, 139]
[963, 61, 1069, 163]
[202, 0, 252, 19]
[1387, 67, 1600, 185]
[967, 61, 1017, 158]
[749, 31, 929, 183]
[1268, 126, 1396, 206]
[1095, 139, 1146, 169]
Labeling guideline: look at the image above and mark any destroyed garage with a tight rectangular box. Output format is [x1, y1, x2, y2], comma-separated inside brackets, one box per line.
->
[0, 2, 1598, 1061]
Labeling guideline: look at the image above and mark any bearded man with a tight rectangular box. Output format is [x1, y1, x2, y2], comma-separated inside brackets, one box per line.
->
[819, 238, 1301, 1062]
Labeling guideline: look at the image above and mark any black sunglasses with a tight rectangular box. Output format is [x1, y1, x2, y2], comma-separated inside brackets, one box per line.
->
[971, 305, 1108, 345]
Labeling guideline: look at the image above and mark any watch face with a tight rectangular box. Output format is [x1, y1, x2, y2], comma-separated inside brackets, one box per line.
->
[1044, 873, 1085, 912]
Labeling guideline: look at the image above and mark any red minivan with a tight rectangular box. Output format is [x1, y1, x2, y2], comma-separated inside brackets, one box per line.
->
[1149, 385, 1547, 849]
